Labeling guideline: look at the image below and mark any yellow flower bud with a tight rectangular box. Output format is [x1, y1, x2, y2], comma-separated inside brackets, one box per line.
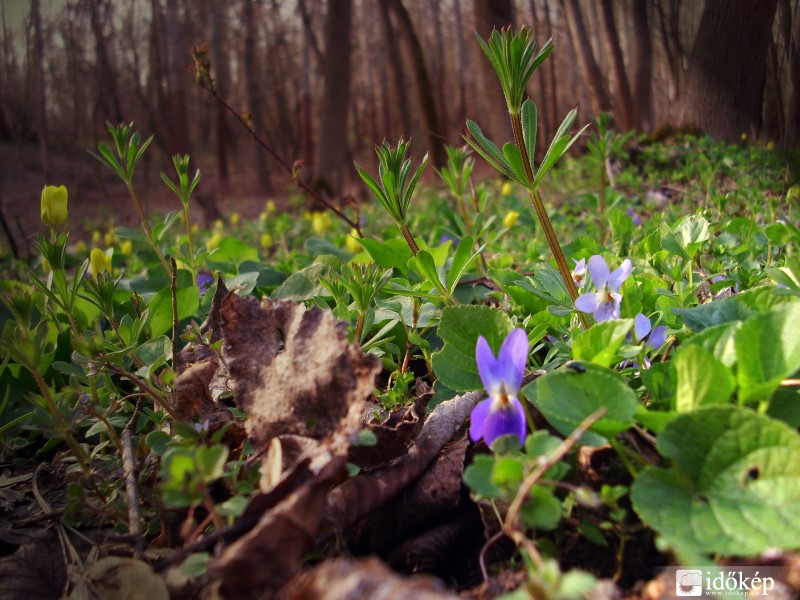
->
[119, 240, 133, 256]
[258, 211, 268, 222]
[766, 140, 776, 152]
[265, 199, 276, 214]
[213, 219, 224, 231]
[75, 240, 87, 254]
[92, 230, 102, 244]
[207, 232, 223, 251]
[503, 210, 520, 228]
[501, 181, 513, 197]
[260, 232, 273, 249]
[230, 212, 240, 226]
[312, 211, 332, 235]
[345, 229, 361, 253]
[90, 248, 113, 276]
[741, 133, 748, 141]
[104, 229, 116, 247]
[40, 185, 68, 226]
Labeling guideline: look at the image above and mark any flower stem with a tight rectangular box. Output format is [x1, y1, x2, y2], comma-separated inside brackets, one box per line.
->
[599, 161, 607, 246]
[509, 114, 591, 329]
[398, 223, 420, 256]
[125, 182, 171, 276]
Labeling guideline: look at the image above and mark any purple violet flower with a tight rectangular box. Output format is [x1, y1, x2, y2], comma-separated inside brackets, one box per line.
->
[626, 208, 642, 226]
[197, 272, 214, 294]
[575, 255, 633, 322]
[469, 329, 529, 447]
[572, 258, 587, 287]
[633, 313, 667, 350]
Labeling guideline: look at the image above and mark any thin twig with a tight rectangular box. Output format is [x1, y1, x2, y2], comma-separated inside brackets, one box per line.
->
[503, 408, 607, 567]
[121, 429, 144, 556]
[170, 257, 179, 374]
[103, 362, 178, 420]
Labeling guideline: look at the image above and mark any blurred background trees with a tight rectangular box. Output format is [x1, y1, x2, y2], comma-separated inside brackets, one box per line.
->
[0, 0, 797, 202]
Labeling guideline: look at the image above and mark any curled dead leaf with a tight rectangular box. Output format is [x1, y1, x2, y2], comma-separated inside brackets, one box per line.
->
[277, 557, 456, 600]
[68, 556, 169, 600]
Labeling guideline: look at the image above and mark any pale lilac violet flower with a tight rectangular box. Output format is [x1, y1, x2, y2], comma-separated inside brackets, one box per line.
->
[469, 329, 529, 447]
[633, 313, 667, 350]
[572, 258, 587, 287]
[197, 272, 214, 294]
[574, 255, 633, 322]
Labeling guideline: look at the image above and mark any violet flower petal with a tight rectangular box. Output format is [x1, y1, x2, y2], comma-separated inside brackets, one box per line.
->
[476, 336, 501, 393]
[648, 326, 667, 350]
[587, 255, 610, 288]
[633, 313, 652, 342]
[479, 397, 527, 446]
[469, 397, 492, 442]
[496, 329, 528, 392]
[575, 292, 601, 313]
[594, 298, 620, 322]
[607, 259, 633, 291]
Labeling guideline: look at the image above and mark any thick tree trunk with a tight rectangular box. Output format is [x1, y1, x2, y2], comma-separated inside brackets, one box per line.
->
[243, 0, 272, 194]
[387, 0, 446, 167]
[165, 0, 189, 153]
[473, 0, 515, 142]
[31, 0, 49, 178]
[630, 0, 652, 129]
[210, 0, 229, 186]
[379, 0, 411, 139]
[313, 0, 352, 195]
[453, 0, 469, 132]
[675, 0, 779, 141]
[562, 0, 612, 115]
[598, 0, 634, 129]
[90, 1, 124, 126]
[779, 0, 799, 149]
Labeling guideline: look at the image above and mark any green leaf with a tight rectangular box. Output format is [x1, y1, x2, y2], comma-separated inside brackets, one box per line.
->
[502, 142, 529, 185]
[525, 363, 638, 445]
[465, 120, 516, 180]
[607, 207, 633, 256]
[673, 298, 752, 333]
[431, 305, 514, 392]
[571, 319, 633, 368]
[409, 250, 447, 298]
[136, 335, 172, 375]
[463, 454, 502, 499]
[681, 321, 741, 368]
[196, 445, 228, 481]
[662, 215, 710, 259]
[447, 236, 482, 295]
[631, 407, 800, 556]
[358, 237, 413, 272]
[520, 487, 562, 531]
[148, 285, 200, 338]
[674, 345, 735, 412]
[272, 262, 334, 301]
[521, 99, 538, 174]
[735, 303, 800, 404]
[181, 552, 210, 579]
[206, 237, 259, 268]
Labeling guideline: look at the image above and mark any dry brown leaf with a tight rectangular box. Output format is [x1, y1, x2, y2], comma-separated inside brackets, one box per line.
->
[68, 556, 169, 600]
[277, 557, 456, 600]
[216, 291, 381, 447]
[322, 390, 483, 538]
[213, 456, 347, 600]
[0, 532, 66, 599]
[348, 382, 433, 470]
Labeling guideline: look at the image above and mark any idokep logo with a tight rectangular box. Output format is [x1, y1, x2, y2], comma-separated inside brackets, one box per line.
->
[676, 569, 703, 596]
[672, 567, 779, 597]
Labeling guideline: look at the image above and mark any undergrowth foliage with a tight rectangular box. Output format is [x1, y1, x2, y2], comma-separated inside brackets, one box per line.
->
[1, 25, 799, 599]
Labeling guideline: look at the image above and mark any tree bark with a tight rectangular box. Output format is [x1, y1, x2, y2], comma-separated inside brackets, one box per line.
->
[313, 0, 352, 195]
[243, 0, 272, 194]
[598, 0, 634, 129]
[210, 0, 229, 186]
[165, 0, 189, 153]
[675, 0, 779, 141]
[387, 0, 446, 167]
[630, 0, 652, 129]
[379, 0, 411, 139]
[31, 0, 49, 178]
[562, 0, 612, 115]
[779, 0, 799, 149]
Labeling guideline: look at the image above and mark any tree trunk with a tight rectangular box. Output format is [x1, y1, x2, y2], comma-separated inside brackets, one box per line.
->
[387, 0, 446, 167]
[313, 0, 352, 195]
[562, 0, 612, 115]
[31, 0, 49, 178]
[598, 0, 634, 129]
[779, 0, 799, 149]
[243, 0, 272, 194]
[629, 0, 652, 129]
[675, 0, 778, 141]
[429, 0, 448, 140]
[165, 0, 189, 153]
[473, 0, 515, 141]
[379, 0, 411, 139]
[453, 0, 468, 132]
[210, 0, 229, 186]
[90, 1, 124, 127]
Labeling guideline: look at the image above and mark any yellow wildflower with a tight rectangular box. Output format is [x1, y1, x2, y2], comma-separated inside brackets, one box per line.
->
[104, 229, 116, 247]
[260, 232, 273, 249]
[503, 210, 520, 228]
[230, 212, 240, 226]
[119, 239, 133, 256]
[345, 229, 361, 253]
[501, 181, 513, 197]
[92, 230, 102, 244]
[75, 240, 87, 254]
[258, 211, 268, 222]
[766, 140, 776, 152]
[207, 232, 223, 251]
[40, 185, 68, 226]
[312, 211, 332, 235]
[90, 248, 113, 276]
[265, 199, 276, 213]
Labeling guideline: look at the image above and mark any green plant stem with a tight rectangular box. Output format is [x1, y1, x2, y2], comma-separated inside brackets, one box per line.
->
[182, 203, 197, 285]
[509, 114, 591, 329]
[31, 370, 91, 475]
[398, 223, 420, 256]
[354, 312, 365, 343]
[599, 162, 607, 246]
[124, 182, 171, 276]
